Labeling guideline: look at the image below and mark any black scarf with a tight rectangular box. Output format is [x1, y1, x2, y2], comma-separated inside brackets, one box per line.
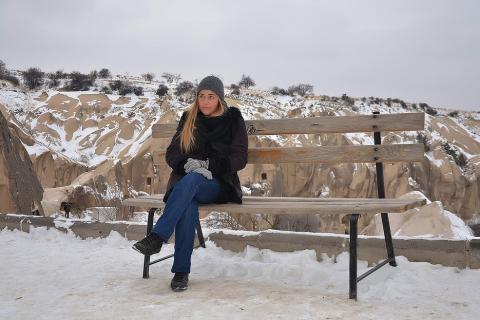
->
[194, 109, 234, 158]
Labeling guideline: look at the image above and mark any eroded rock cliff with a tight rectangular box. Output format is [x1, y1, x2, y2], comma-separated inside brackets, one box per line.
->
[0, 110, 44, 214]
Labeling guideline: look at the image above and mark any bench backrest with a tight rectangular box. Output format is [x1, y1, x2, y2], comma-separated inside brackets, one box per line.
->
[151, 113, 425, 164]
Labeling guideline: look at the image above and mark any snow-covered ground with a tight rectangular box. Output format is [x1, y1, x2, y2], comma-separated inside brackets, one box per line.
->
[1, 227, 478, 320]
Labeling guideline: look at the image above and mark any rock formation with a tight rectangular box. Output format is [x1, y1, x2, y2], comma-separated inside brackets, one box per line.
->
[362, 192, 473, 239]
[0, 110, 44, 214]
[32, 151, 88, 187]
[41, 159, 132, 218]
[0, 80, 478, 237]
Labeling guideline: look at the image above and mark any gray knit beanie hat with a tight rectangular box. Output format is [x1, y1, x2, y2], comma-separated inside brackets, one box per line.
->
[197, 75, 225, 103]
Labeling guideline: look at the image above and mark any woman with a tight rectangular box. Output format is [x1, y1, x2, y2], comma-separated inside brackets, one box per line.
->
[133, 75, 248, 291]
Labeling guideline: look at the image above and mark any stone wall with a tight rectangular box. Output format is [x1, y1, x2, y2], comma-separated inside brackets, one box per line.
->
[1, 213, 478, 269]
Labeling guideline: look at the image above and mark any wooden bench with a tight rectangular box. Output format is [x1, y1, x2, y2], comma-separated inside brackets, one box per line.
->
[123, 111, 426, 300]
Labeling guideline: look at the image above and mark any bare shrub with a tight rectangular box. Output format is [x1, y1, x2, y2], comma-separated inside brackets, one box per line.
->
[175, 81, 194, 98]
[162, 72, 181, 84]
[142, 73, 155, 81]
[64, 72, 94, 91]
[156, 84, 169, 97]
[98, 68, 111, 78]
[238, 74, 255, 89]
[288, 83, 314, 97]
[22, 67, 45, 89]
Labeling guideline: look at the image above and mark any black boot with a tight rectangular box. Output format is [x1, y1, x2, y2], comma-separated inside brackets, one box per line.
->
[132, 233, 163, 255]
[171, 272, 189, 291]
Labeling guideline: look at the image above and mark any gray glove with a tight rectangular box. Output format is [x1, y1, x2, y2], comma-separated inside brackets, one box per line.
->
[184, 158, 209, 173]
[192, 167, 213, 180]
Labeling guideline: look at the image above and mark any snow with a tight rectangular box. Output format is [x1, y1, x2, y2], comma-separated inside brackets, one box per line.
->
[450, 114, 480, 142]
[426, 153, 444, 167]
[125, 119, 159, 158]
[241, 186, 252, 195]
[437, 122, 449, 131]
[408, 176, 421, 189]
[319, 185, 330, 197]
[403, 190, 432, 204]
[52, 216, 75, 229]
[22, 143, 49, 157]
[0, 89, 30, 112]
[1, 227, 479, 319]
[345, 132, 374, 145]
[268, 94, 294, 105]
[444, 209, 474, 239]
[101, 183, 124, 201]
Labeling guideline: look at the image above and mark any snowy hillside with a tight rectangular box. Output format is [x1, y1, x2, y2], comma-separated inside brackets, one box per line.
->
[0, 88, 163, 167]
[1, 70, 479, 167]
[0, 73, 479, 228]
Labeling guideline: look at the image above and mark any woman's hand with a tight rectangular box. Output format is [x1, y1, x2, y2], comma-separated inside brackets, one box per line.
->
[184, 158, 209, 173]
[191, 167, 213, 180]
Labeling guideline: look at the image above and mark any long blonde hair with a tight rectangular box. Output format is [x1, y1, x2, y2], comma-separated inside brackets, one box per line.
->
[180, 97, 225, 153]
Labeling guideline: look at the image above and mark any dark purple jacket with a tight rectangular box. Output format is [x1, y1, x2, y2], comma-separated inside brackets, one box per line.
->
[163, 106, 248, 203]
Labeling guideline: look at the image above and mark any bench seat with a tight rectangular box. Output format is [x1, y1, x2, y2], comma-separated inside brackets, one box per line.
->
[123, 195, 426, 215]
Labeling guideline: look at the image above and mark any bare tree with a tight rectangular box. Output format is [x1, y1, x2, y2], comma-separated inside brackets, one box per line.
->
[98, 68, 111, 78]
[109, 80, 124, 91]
[162, 72, 181, 85]
[341, 93, 355, 106]
[133, 86, 143, 96]
[89, 70, 98, 81]
[0, 60, 20, 86]
[230, 83, 240, 95]
[47, 72, 60, 88]
[271, 86, 288, 95]
[22, 67, 45, 90]
[119, 84, 134, 95]
[288, 83, 314, 97]
[0, 60, 5, 76]
[238, 74, 255, 89]
[54, 70, 67, 79]
[175, 81, 194, 96]
[156, 84, 169, 97]
[65, 72, 94, 91]
[142, 73, 155, 82]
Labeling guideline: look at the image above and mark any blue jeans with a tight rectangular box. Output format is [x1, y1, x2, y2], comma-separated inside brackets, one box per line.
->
[151, 172, 221, 273]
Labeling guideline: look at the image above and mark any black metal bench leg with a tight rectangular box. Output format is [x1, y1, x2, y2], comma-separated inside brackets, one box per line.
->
[195, 220, 206, 248]
[349, 213, 359, 300]
[143, 208, 157, 279]
[372, 116, 397, 268]
[381, 213, 397, 267]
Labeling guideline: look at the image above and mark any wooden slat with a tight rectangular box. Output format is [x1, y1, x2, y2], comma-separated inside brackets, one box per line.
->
[124, 196, 425, 207]
[203, 202, 423, 215]
[126, 194, 423, 203]
[122, 197, 426, 215]
[153, 144, 425, 164]
[241, 196, 421, 203]
[152, 113, 425, 138]
[122, 198, 163, 207]
[248, 144, 425, 163]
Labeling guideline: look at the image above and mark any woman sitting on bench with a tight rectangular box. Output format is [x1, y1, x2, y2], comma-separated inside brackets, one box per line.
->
[133, 75, 248, 291]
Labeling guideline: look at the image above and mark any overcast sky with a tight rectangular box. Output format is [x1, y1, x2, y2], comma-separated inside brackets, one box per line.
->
[1, 0, 479, 111]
